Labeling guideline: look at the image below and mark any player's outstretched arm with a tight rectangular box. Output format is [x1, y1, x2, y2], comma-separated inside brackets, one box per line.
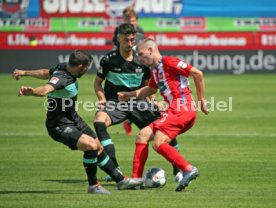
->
[18, 84, 54, 97]
[12, 69, 50, 80]
[189, 67, 209, 115]
[118, 86, 157, 101]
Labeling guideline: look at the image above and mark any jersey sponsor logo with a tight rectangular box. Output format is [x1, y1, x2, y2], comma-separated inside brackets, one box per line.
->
[177, 61, 187, 69]
[49, 77, 59, 84]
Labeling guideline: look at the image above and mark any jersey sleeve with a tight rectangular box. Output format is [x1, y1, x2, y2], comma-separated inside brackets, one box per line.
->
[47, 65, 67, 90]
[97, 56, 109, 79]
[164, 56, 192, 77]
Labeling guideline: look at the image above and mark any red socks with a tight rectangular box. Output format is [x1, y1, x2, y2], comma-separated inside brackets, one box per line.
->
[157, 143, 192, 172]
[132, 143, 149, 178]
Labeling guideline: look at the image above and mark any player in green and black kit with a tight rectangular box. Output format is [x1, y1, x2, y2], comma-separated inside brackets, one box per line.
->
[12, 50, 143, 194]
[93, 23, 182, 182]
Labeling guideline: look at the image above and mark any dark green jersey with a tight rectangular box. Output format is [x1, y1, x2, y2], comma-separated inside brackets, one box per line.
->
[46, 63, 82, 128]
[97, 49, 150, 101]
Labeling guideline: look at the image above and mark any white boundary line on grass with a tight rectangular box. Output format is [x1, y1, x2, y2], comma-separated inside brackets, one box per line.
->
[0, 132, 276, 137]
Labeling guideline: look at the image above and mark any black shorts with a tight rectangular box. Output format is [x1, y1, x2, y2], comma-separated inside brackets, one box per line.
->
[47, 121, 97, 150]
[100, 99, 161, 129]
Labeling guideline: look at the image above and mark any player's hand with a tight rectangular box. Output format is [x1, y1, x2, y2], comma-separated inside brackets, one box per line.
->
[200, 98, 209, 115]
[117, 92, 131, 101]
[12, 69, 25, 80]
[96, 100, 106, 110]
[18, 86, 34, 96]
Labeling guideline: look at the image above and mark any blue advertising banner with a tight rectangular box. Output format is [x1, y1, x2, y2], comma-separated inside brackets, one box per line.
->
[0, 0, 39, 18]
[182, 0, 276, 17]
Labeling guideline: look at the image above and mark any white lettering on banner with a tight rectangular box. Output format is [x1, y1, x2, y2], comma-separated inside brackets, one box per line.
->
[7, 34, 106, 46]
[8, 34, 29, 45]
[176, 50, 276, 74]
[42, 0, 105, 14]
[149, 34, 247, 46]
[135, 0, 182, 14]
[261, 34, 276, 46]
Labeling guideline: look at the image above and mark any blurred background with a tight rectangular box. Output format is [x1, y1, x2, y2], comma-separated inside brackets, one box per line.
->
[0, 0, 275, 74]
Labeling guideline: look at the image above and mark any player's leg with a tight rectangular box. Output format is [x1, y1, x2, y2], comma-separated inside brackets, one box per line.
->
[152, 109, 199, 192]
[122, 119, 133, 135]
[129, 101, 181, 178]
[132, 126, 154, 178]
[79, 126, 143, 190]
[94, 102, 128, 180]
[47, 125, 110, 194]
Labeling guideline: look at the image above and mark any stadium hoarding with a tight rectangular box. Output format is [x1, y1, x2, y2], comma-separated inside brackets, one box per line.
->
[39, 0, 183, 18]
[2, 31, 276, 50]
[1, 17, 276, 33]
[1, 50, 275, 74]
[0, 32, 113, 50]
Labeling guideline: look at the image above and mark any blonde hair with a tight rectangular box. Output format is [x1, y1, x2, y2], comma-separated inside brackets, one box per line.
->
[138, 38, 158, 50]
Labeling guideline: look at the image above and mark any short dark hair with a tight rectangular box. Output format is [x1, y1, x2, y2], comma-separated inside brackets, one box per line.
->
[117, 23, 136, 36]
[68, 50, 93, 67]
[123, 7, 138, 20]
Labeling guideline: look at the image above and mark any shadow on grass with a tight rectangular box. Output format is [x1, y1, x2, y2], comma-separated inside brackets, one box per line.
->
[43, 179, 115, 187]
[0, 190, 60, 195]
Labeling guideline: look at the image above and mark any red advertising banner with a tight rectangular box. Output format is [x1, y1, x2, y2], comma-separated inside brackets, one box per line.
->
[255, 32, 276, 47]
[0, 32, 113, 50]
[1, 32, 276, 50]
[146, 32, 257, 50]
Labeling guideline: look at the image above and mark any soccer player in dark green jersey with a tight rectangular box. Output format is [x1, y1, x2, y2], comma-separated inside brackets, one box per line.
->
[12, 50, 143, 194]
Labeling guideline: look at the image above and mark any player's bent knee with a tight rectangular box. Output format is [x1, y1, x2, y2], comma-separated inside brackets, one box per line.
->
[94, 112, 111, 126]
[136, 129, 151, 143]
[77, 134, 98, 151]
[152, 140, 159, 151]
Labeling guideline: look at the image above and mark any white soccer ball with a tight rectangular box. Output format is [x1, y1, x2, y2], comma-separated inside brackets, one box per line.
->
[143, 167, 167, 188]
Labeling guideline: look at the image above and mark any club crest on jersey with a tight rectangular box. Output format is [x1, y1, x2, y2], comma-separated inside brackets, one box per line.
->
[136, 67, 142, 74]
[49, 77, 59, 84]
[177, 61, 188, 69]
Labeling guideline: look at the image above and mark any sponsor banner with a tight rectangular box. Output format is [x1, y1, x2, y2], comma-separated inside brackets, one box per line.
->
[0, 18, 50, 32]
[1, 50, 275, 74]
[40, 0, 182, 18]
[0, 32, 113, 50]
[2, 32, 276, 50]
[256, 32, 276, 47]
[139, 17, 206, 32]
[1, 17, 276, 32]
[207, 18, 276, 32]
[50, 17, 122, 32]
[147, 32, 255, 49]
[0, 0, 39, 18]
[182, 0, 276, 17]
[134, 0, 183, 18]
[40, 0, 132, 18]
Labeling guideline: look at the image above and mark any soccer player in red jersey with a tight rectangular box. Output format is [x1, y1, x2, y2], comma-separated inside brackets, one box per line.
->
[118, 38, 209, 192]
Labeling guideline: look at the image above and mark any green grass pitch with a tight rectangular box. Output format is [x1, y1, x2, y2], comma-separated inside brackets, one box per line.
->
[0, 73, 275, 208]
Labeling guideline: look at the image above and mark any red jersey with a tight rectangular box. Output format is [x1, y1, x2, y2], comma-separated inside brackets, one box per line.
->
[148, 56, 193, 105]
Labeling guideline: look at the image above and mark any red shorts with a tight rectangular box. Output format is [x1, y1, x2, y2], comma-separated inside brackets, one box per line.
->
[149, 103, 197, 139]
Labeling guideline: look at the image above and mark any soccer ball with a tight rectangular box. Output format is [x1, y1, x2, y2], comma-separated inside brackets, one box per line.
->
[143, 167, 167, 188]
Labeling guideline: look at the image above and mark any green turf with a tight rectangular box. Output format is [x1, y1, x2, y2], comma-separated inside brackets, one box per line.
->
[0, 74, 275, 208]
